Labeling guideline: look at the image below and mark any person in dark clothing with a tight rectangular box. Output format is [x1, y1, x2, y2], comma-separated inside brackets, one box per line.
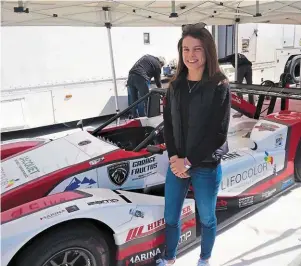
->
[127, 54, 165, 117]
[218, 53, 254, 117]
[156, 23, 231, 266]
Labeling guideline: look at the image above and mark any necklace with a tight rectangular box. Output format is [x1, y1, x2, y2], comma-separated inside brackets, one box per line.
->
[187, 79, 201, 93]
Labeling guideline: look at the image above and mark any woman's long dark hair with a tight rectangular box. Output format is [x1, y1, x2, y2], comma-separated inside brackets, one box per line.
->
[170, 24, 221, 84]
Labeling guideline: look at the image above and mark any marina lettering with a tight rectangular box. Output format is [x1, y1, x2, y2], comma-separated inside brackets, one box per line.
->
[221, 162, 268, 190]
[130, 248, 161, 264]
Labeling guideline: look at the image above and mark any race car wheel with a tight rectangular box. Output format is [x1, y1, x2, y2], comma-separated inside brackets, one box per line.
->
[294, 140, 301, 182]
[14, 222, 114, 266]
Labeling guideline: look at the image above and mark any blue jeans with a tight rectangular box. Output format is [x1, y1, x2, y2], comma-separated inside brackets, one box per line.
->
[164, 164, 222, 261]
[127, 74, 150, 117]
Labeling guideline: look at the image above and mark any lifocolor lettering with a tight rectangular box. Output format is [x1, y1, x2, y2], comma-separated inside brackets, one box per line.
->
[221, 162, 268, 190]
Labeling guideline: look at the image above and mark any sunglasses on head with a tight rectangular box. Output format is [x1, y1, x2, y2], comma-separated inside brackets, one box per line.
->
[182, 22, 206, 32]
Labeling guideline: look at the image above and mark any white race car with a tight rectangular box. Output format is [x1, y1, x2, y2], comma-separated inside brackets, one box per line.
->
[1, 88, 301, 266]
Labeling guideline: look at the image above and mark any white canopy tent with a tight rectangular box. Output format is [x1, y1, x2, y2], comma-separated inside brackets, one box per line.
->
[2, 0, 301, 113]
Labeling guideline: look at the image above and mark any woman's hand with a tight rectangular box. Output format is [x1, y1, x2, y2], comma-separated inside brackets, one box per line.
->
[170, 158, 190, 178]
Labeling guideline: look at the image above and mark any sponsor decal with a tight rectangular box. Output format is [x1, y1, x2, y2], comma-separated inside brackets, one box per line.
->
[250, 141, 258, 151]
[178, 230, 192, 245]
[131, 156, 158, 181]
[273, 112, 301, 121]
[87, 199, 119, 205]
[65, 205, 79, 213]
[1, 177, 20, 189]
[128, 247, 161, 264]
[238, 196, 254, 208]
[254, 123, 279, 131]
[1, 191, 87, 224]
[89, 157, 104, 166]
[216, 199, 228, 210]
[222, 151, 242, 161]
[40, 209, 66, 220]
[78, 140, 92, 146]
[126, 206, 192, 242]
[129, 208, 145, 218]
[262, 188, 277, 199]
[64, 176, 97, 191]
[264, 152, 277, 175]
[264, 151, 273, 165]
[275, 134, 284, 148]
[221, 162, 268, 191]
[15, 156, 40, 177]
[281, 178, 294, 190]
[107, 161, 130, 186]
[232, 94, 242, 104]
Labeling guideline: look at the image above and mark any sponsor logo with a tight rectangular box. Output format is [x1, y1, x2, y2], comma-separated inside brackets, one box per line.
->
[1, 191, 87, 224]
[254, 123, 279, 131]
[131, 156, 158, 179]
[65, 205, 79, 213]
[221, 162, 268, 191]
[179, 230, 192, 245]
[15, 156, 40, 177]
[1, 177, 20, 189]
[273, 112, 301, 121]
[130, 208, 144, 218]
[262, 188, 276, 199]
[238, 196, 254, 208]
[129, 248, 161, 264]
[78, 140, 91, 146]
[250, 141, 258, 151]
[107, 161, 130, 186]
[275, 134, 284, 148]
[126, 206, 192, 242]
[64, 177, 97, 191]
[281, 178, 294, 190]
[216, 199, 228, 210]
[40, 209, 66, 220]
[232, 94, 242, 104]
[89, 157, 104, 166]
[222, 151, 242, 161]
[264, 151, 274, 165]
[87, 199, 119, 205]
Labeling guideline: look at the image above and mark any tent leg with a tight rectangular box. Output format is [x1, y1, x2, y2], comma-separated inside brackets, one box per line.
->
[104, 7, 120, 125]
[234, 21, 239, 82]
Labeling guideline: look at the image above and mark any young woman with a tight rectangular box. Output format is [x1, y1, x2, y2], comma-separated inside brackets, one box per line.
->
[157, 23, 231, 266]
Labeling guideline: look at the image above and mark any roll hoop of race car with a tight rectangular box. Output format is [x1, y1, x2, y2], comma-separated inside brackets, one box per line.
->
[1, 82, 301, 266]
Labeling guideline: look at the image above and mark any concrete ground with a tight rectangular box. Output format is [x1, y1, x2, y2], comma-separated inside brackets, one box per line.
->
[176, 186, 301, 266]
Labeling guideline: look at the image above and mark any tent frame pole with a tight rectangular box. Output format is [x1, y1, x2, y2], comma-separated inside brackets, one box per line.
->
[103, 7, 120, 122]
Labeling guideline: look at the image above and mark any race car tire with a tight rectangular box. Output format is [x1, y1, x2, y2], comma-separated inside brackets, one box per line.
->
[13, 222, 114, 266]
[294, 140, 301, 182]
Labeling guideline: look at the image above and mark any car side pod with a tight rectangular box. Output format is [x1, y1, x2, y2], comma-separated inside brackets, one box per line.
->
[147, 145, 164, 155]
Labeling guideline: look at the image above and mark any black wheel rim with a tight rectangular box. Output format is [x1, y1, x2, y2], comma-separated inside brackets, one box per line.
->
[42, 247, 97, 266]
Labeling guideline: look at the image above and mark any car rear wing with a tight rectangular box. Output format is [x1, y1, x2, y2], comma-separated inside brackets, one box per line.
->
[230, 83, 301, 119]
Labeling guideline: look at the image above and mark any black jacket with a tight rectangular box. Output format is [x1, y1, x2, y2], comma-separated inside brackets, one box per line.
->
[129, 54, 162, 88]
[163, 71, 231, 168]
[218, 53, 252, 68]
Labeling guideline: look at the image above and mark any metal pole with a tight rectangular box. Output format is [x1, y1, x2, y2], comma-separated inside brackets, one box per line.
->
[234, 22, 239, 82]
[299, 58, 301, 88]
[103, 7, 120, 123]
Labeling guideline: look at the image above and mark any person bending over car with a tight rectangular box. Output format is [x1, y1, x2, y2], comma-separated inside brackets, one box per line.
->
[218, 52, 254, 117]
[157, 23, 231, 266]
[127, 54, 165, 118]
